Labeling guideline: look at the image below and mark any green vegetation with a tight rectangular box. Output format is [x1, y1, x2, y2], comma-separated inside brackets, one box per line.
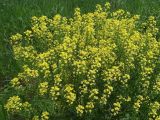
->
[0, 0, 160, 119]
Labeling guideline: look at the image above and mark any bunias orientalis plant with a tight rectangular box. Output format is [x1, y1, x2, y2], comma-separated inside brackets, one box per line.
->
[3, 2, 160, 120]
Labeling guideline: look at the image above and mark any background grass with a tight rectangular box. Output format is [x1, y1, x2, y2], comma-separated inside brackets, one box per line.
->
[0, 0, 160, 86]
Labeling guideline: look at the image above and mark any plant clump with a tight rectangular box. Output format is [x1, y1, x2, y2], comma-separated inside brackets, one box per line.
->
[3, 2, 160, 120]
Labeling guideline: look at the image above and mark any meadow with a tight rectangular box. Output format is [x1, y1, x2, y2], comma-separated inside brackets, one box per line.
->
[0, 0, 160, 119]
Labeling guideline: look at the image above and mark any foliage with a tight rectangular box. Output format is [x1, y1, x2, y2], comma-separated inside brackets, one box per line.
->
[1, 2, 160, 120]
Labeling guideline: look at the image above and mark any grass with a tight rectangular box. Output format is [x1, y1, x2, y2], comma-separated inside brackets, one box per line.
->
[0, 0, 160, 85]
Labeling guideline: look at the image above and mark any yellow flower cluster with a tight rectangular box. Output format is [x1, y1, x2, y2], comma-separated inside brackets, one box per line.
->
[153, 74, 160, 94]
[32, 111, 49, 120]
[149, 101, 160, 119]
[32, 116, 39, 120]
[10, 77, 20, 88]
[50, 86, 60, 100]
[133, 95, 144, 112]
[100, 85, 113, 105]
[10, 65, 39, 89]
[76, 105, 85, 116]
[41, 111, 49, 120]
[5, 96, 22, 112]
[76, 102, 95, 116]
[4, 2, 160, 119]
[39, 82, 48, 96]
[64, 84, 76, 105]
[50, 74, 62, 100]
[10, 33, 22, 45]
[85, 101, 94, 113]
[23, 101, 31, 111]
[5, 96, 31, 113]
[111, 102, 121, 116]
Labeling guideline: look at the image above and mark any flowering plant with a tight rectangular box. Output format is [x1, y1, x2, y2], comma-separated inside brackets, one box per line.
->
[3, 3, 160, 120]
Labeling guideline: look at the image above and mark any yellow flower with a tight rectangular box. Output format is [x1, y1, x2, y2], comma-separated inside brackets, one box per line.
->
[54, 74, 62, 84]
[41, 111, 49, 120]
[111, 102, 121, 116]
[85, 102, 94, 113]
[50, 86, 60, 100]
[133, 95, 144, 112]
[24, 30, 32, 40]
[32, 116, 39, 120]
[149, 101, 160, 118]
[89, 88, 99, 100]
[10, 33, 22, 45]
[64, 84, 76, 105]
[10, 77, 20, 88]
[76, 105, 85, 116]
[105, 2, 111, 11]
[22, 101, 31, 111]
[39, 82, 48, 96]
[5, 96, 22, 112]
